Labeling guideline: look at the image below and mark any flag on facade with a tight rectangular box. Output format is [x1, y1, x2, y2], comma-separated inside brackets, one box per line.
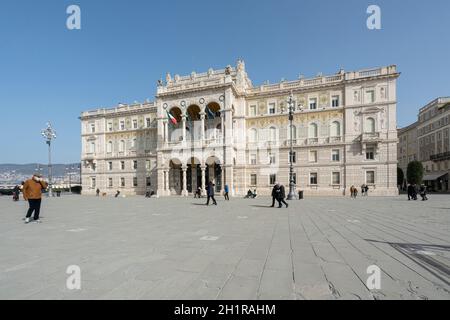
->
[167, 111, 178, 125]
[206, 107, 215, 119]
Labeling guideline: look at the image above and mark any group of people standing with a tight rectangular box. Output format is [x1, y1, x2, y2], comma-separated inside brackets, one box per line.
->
[407, 184, 428, 201]
[349, 184, 370, 198]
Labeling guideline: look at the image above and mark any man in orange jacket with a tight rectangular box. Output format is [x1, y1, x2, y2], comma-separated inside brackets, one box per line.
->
[23, 174, 48, 224]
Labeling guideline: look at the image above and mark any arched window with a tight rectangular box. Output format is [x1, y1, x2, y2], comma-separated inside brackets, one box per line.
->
[309, 123, 318, 138]
[269, 127, 277, 142]
[365, 117, 376, 133]
[248, 128, 258, 143]
[107, 141, 113, 153]
[330, 121, 341, 137]
[119, 140, 125, 152]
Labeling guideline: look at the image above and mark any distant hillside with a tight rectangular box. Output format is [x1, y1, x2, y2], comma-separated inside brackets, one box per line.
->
[0, 163, 80, 177]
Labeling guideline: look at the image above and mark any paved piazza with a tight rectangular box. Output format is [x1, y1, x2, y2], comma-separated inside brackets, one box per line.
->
[0, 195, 449, 300]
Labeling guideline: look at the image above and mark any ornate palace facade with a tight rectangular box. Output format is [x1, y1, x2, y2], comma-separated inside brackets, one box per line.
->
[80, 61, 399, 197]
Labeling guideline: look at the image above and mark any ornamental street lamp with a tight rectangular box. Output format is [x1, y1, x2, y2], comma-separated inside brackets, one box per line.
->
[287, 92, 298, 200]
[41, 122, 57, 197]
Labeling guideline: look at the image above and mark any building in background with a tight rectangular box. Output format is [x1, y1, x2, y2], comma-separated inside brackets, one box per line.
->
[397, 122, 418, 186]
[80, 61, 399, 197]
[398, 97, 450, 192]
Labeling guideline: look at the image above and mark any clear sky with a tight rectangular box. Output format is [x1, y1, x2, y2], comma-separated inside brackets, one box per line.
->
[1, 0, 449, 164]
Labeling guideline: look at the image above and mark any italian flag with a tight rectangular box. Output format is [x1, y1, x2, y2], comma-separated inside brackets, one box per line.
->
[167, 111, 178, 125]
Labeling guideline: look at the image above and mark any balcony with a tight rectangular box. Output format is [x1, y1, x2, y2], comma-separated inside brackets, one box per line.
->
[329, 136, 342, 143]
[361, 132, 381, 142]
[307, 138, 319, 145]
[430, 152, 450, 162]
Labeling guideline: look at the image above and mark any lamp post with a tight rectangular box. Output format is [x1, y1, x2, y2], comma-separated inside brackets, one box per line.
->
[287, 92, 298, 200]
[41, 122, 57, 197]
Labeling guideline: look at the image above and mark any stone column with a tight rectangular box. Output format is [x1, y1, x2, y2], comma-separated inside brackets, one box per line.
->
[200, 113, 206, 144]
[182, 166, 188, 196]
[164, 170, 170, 194]
[201, 165, 206, 194]
[221, 114, 224, 143]
[182, 116, 186, 144]
[165, 121, 169, 144]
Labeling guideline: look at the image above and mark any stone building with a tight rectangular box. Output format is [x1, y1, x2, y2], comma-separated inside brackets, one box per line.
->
[80, 61, 400, 197]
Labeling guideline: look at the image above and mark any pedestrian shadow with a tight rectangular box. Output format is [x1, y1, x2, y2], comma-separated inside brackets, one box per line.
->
[250, 205, 273, 209]
[191, 203, 208, 206]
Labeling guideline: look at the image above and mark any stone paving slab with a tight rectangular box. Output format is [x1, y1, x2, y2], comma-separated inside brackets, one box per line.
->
[0, 194, 449, 300]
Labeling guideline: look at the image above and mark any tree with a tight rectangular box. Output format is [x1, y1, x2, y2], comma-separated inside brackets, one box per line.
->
[397, 167, 405, 186]
[407, 161, 424, 185]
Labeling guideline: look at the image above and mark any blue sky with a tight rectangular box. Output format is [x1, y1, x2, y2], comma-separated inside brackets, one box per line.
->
[1, 0, 449, 163]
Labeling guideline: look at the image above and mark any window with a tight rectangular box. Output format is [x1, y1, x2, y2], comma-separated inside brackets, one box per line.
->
[107, 141, 113, 153]
[268, 103, 276, 114]
[90, 123, 96, 133]
[250, 154, 257, 165]
[269, 174, 277, 185]
[133, 160, 138, 170]
[146, 160, 151, 171]
[146, 176, 151, 187]
[332, 172, 341, 185]
[146, 118, 151, 128]
[365, 90, 375, 103]
[249, 105, 257, 116]
[365, 117, 376, 133]
[289, 125, 297, 140]
[366, 171, 375, 184]
[119, 140, 125, 153]
[108, 123, 113, 132]
[120, 121, 125, 130]
[132, 138, 137, 149]
[108, 178, 113, 188]
[120, 177, 125, 187]
[332, 149, 340, 161]
[108, 162, 113, 171]
[250, 174, 257, 186]
[366, 147, 375, 160]
[269, 127, 277, 142]
[289, 151, 296, 163]
[309, 123, 318, 138]
[332, 95, 340, 107]
[310, 173, 318, 185]
[269, 153, 276, 165]
[133, 120, 138, 129]
[290, 173, 297, 184]
[330, 121, 341, 137]
[133, 177, 138, 187]
[91, 177, 96, 188]
[309, 98, 317, 110]
[89, 142, 96, 153]
[309, 150, 318, 163]
[249, 128, 258, 143]
[121, 161, 125, 170]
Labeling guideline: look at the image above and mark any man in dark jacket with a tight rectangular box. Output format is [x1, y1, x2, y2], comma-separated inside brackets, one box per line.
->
[276, 184, 289, 208]
[270, 184, 277, 207]
[206, 181, 217, 206]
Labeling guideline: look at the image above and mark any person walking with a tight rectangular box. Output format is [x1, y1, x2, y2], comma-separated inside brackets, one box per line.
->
[22, 174, 48, 224]
[270, 184, 277, 207]
[96, 188, 100, 197]
[407, 184, 414, 200]
[224, 184, 230, 201]
[206, 181, 217, 206]
[276, 184, 288, 208]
